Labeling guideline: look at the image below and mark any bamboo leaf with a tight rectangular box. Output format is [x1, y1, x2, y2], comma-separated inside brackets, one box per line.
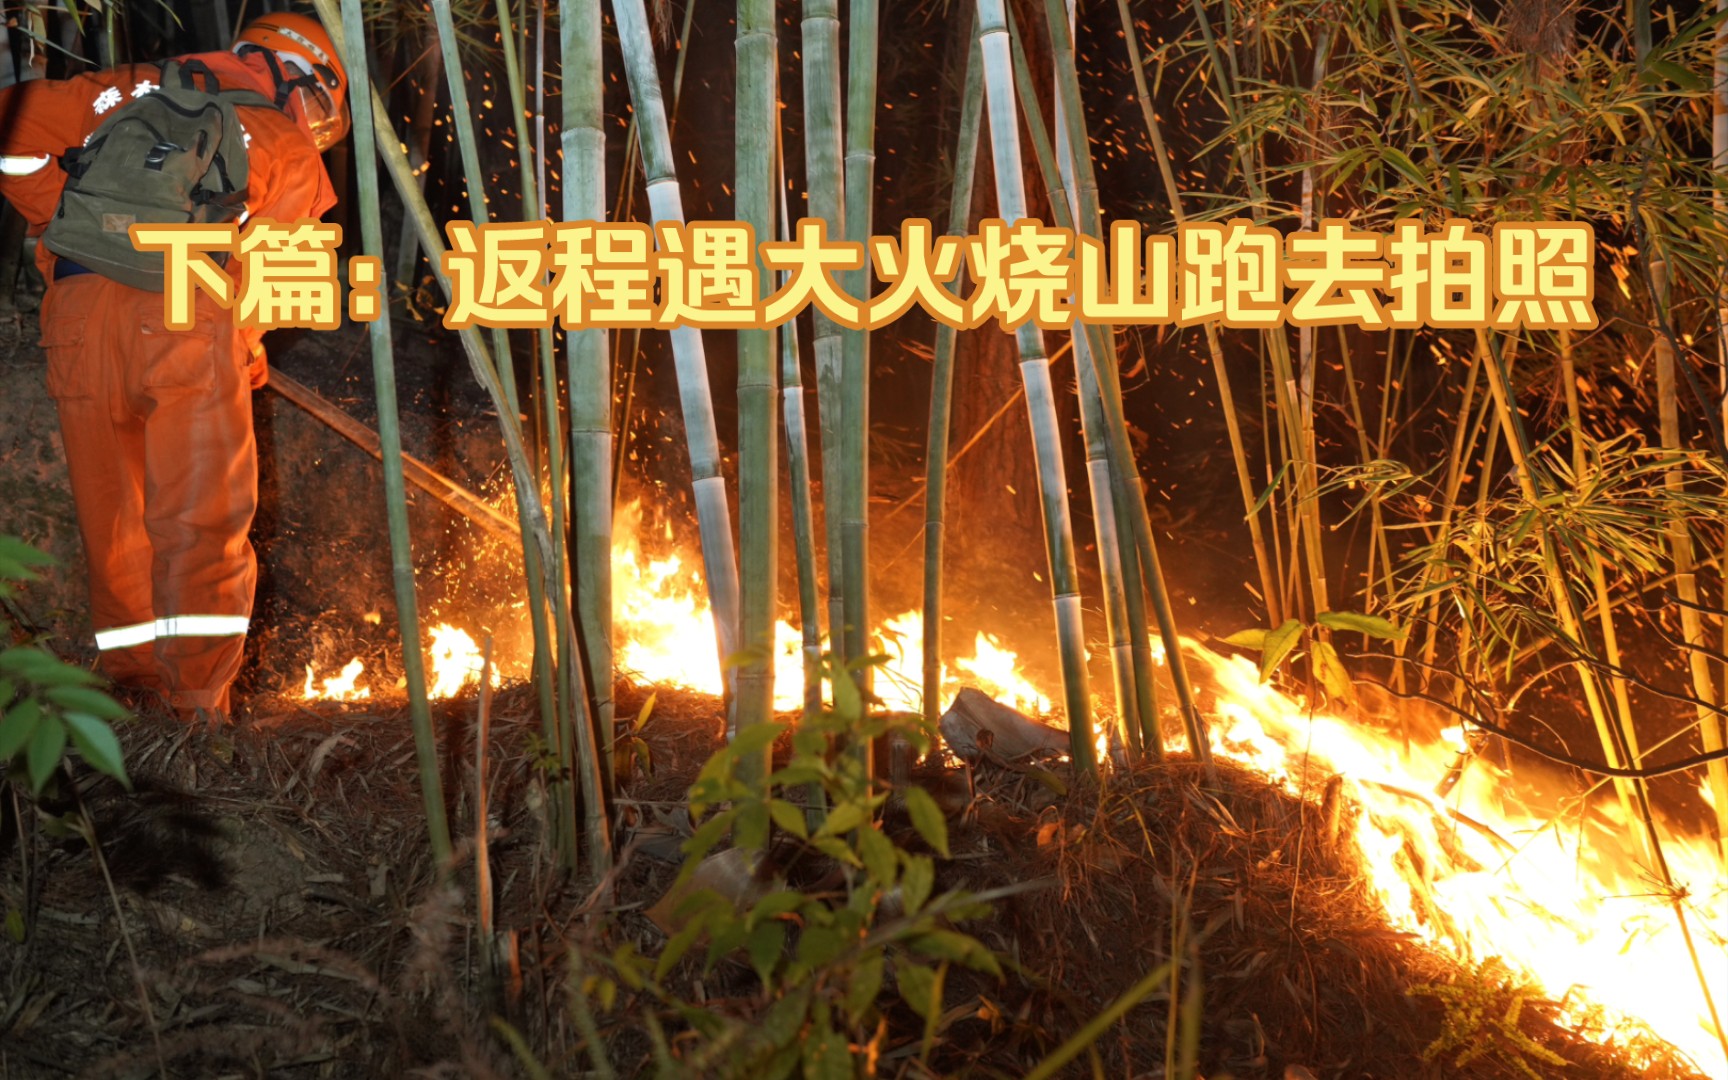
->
[655, 916, 708, 980]
[898, 962, 939, 1024]
[910, 929, 1002, 976]
[801, 1020, 852, 1080]
[44, 685, 129, 720]
[1315, 610, 1406, 641]
[1259, 620, 1305, 682]
[845, 950, 885, 1026]
[1645, 59, 1706, 92]
[63, 713, 129, 788]
[766, 797, 810, 839]
[900, 853, 935, 914]
[858, 822, 897, 885]
[816, 799, 869, 838]
[26, 716, 66, 794]
[0, 698, 42, 760]
[1221, 627, 1267, 649]
[633, 692, 657, 733]
[1312, 640, 1355, 705]
[904, 784, 950, 857]
[734, 800, 770, 852]
[1251, 463, 1291, 516]
[1380, 145, 1428, 187]
[832, 664, 863, 723]
[746, 919, 783, 985]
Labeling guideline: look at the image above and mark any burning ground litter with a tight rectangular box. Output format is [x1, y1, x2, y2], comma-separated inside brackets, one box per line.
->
[6, 316, 1725, 1076]
[280, 415, 1728, 1075]
[0, 674, 1707, 1079]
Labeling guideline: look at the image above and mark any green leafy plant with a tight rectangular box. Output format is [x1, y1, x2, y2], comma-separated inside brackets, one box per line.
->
[613, 691, 656, 786]
[1223, 610, 1406, 706]
[1412, 957, 1569, 1080]
[572, 655, 1006, 1078]
[0, 536, 130, 795]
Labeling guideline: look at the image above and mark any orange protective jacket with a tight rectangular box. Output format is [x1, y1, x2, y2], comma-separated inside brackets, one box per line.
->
[0, 51, 337, 383]
[0, 51, 337, 714]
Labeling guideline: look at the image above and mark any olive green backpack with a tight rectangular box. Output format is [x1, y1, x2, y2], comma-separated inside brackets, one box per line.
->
[42, 58, 273, 292]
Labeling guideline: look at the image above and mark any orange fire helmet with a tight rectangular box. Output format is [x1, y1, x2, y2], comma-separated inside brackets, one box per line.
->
[233, 12, 349, 152]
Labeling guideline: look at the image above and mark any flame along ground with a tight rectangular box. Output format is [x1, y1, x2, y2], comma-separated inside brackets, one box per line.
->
[303, 505, 1728, 1075]
[303, 623, 496, 703]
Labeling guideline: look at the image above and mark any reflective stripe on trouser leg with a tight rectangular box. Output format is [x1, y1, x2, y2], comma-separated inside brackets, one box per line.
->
[133, 282, 258, 711]
[94, 621, 158, 650]
[155, 615, 251, 638]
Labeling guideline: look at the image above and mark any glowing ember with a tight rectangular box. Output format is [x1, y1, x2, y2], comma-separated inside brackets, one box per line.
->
[303, 656, 369, 701]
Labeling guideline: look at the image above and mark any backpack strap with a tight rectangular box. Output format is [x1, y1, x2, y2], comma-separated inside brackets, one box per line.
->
[172, 58, 220, 93]
[237, 43, 324, 112]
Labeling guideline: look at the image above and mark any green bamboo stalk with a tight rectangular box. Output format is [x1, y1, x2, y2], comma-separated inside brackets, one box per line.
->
[555, 0, 617, 793]
[612, 0, 744, 719]
[310, 0, 610, 867]
[1114, 0, 1281, 628]
[1072, 36, 1157, 762]
[1048, 0, 1141, 759]
[392, 33, 442, 286]
[777, 126, 824, 717]
[922, 28, 984, 730]
[800, 0, 848, 668]
[1650, 247, 1728, 859]
[1381, 329, 1416, 694]
[1629, 0, 1728, 867]
[1029, 0, 1209, 762]
[1118, 508, 1160, 754]
[429, 0, 568, 853]
[430, 0, 522, 418]
[974, 0, 1093, 771]
[734, 0, 778, 757]
[1715, 0, 1728, 837]
[1332, 327, 1393, 616]
[333, 0, 450, 864]
[1294, 23, 1335, 622]
[609, 0, 696, 510]
[1478, 331, 1641, 815]
[1416, 340, 1490, 687]
[1188, 0, 1330, 622]
[839, 0, 879, 680]
[1486, 323, 1728, 1066]
[501, 0, 585, 803]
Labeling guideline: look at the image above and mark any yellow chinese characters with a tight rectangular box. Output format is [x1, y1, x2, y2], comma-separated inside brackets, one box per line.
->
[131, 217, 343, 330]
[1491, 222, 1595, 329]
[129, 222, 238, 330]
[444, 221, 551, 329]
[133, 217, 1600, 333]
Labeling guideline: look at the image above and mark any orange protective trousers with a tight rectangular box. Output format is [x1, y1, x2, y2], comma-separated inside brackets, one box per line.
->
[40, 274, 256, 712]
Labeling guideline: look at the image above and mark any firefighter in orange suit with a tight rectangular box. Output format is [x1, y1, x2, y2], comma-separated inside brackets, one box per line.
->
[0, 13, 347, 721]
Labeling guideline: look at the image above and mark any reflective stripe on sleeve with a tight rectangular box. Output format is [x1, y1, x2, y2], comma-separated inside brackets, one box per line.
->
[94, 620, 158, 650]
[0, 154, 51, 176]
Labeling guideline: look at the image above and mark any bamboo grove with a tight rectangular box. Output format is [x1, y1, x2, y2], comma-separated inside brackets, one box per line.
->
[311, 0, 1728, 965]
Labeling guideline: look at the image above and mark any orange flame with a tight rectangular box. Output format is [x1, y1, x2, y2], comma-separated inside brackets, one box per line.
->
[299, 498, 1728, 1071]
[1177, 642, 1728, 1073]
[302, 656, 369, 701]
[427, 623, 497, 700]
[303, 623, 496, 703]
